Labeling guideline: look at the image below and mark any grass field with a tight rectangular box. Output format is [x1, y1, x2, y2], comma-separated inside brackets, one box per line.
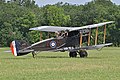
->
[0, 47, 120, 80]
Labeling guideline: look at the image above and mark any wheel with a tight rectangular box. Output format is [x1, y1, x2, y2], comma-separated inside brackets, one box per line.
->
[69, 51, 77, 57]
[79, 50, 88, 58]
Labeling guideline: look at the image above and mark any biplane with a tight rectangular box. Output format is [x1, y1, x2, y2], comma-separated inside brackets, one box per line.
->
[10, 21, 114, 58]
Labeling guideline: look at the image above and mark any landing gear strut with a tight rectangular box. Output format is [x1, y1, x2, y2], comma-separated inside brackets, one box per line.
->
[32, 51, 37, 58]
[78, 50, 88, 58]
[69, 51, 77, 57]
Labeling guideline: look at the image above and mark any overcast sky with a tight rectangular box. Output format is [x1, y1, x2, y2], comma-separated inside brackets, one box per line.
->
[35, 0, 120, 6]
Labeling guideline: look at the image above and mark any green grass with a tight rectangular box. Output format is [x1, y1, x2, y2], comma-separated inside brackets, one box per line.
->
[0, 47, 120, 80]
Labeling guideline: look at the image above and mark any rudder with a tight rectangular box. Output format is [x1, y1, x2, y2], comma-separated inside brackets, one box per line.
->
[10, 40, 31, 56]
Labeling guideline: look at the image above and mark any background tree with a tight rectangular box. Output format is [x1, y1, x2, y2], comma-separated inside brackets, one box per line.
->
[0, 0, 120, 47]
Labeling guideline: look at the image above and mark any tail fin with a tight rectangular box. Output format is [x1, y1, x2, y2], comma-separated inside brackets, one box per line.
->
[10, 40, 32, 56]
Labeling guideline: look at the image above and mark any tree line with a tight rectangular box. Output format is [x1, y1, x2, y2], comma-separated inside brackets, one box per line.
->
[0, 0, 120, 47]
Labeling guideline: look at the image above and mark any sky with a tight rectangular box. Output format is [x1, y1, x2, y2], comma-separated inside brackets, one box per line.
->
[35, 0, 120, 7]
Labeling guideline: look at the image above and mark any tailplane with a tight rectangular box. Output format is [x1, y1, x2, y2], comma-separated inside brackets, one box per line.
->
[10, 40, 33, 56]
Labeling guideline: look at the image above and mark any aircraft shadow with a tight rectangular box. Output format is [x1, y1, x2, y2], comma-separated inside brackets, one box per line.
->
[36, 56, 69, 59]
[1, 56, 69, 60]
[1, 56, 104, 59]
[87, 56, 107, 59]
[1, 57, 31, 60]
[36, 54, 103, 59]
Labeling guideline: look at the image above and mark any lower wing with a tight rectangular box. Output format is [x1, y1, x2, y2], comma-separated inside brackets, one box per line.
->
[57, 43, 112, 52]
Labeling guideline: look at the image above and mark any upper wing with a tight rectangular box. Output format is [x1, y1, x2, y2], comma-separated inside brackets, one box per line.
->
[29, 21, 114, 32]
[71, 21, 114, 31]
[29, 26, 72, 32]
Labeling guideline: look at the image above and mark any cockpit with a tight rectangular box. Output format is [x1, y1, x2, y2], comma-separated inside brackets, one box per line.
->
[55, 30, 68, 38]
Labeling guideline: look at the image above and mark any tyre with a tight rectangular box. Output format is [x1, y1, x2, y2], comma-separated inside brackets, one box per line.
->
[69, 51, 77, 57]
[79, 50, 88, 58]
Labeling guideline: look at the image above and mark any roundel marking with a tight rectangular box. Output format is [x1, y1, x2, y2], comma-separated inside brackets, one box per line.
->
[50, 41, 56, 48]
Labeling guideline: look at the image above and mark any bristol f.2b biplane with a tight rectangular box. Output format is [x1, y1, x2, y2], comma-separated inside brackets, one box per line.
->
[10, 21, 114, 58]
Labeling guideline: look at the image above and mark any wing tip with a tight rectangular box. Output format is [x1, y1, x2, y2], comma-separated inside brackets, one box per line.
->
[29, 28, 33, 30]
[109, 21, 115, 23]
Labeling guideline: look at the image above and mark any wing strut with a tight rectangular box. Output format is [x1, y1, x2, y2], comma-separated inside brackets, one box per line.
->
[80, 33, 83, 47]
[95, 27, 98, 45]
[103, 25, 106, 44]
[88, 29, 91, 46]
[47, 32, 50, 39]
[40, 32, 42, 41]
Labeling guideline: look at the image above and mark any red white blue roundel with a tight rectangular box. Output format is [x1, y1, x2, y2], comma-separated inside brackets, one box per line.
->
[50, 41, 56, 48]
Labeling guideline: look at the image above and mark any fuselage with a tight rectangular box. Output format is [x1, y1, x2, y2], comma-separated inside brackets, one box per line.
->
[29, 30, 83, 52]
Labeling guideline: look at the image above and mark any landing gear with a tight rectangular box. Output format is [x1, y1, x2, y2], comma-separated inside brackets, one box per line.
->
[69, 51, 77, 57]
[69, 50, 88, 58]
[78, 50, 88, 58]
